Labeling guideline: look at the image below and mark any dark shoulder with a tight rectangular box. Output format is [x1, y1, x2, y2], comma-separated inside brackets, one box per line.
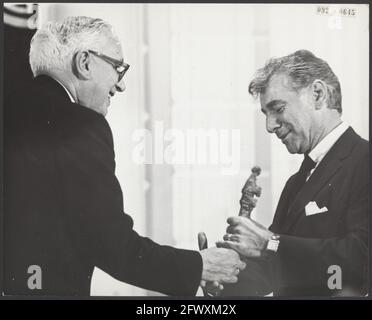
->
[342, 129, 369, 183]
[349, 129, 368, 160]
[5, 76, 114, 151]
[56, 105, 114, 152]
[355, 135, 368, 155]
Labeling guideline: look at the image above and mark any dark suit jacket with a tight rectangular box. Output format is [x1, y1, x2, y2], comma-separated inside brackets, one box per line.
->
[223, 127, 369, 296]
[4, 75, 202, 296]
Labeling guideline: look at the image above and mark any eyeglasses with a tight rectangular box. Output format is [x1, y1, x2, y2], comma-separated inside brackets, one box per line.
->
[88, 49, 130, 82]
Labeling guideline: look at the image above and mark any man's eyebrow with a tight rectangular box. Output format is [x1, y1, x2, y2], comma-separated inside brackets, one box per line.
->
[262, 99, 286, 113]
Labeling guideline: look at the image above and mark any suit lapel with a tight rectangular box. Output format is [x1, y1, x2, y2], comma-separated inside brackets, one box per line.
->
[270, 175, 296, 232]
[279, 127, 360, 234]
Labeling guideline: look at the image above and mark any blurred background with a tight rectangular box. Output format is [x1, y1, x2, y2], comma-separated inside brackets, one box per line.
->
[4, 3, 369, 296]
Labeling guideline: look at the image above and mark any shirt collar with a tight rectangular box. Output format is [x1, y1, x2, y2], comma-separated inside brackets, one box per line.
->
[54, 78, 76, 103]
[308, 121, 349, 164]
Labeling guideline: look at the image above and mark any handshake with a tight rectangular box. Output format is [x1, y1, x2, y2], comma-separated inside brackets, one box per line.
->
[199, 246, 245, 293]
[198, 166, 269, 296]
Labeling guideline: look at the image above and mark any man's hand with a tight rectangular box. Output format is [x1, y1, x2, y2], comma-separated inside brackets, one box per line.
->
[199, 247, 246, 283]
[216, 216, 273, 257]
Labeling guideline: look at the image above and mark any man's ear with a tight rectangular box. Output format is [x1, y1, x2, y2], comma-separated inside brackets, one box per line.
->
[311, 80, 327, 110]
[73, 50, 92, 80]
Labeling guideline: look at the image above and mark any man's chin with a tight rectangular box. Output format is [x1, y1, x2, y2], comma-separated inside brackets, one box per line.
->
[284, 142, 299, 154]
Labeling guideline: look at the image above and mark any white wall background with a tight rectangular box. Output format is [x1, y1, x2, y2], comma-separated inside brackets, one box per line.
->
[38, 3, 369, 296]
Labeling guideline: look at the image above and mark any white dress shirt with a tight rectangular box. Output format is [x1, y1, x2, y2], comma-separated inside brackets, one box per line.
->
[307, 121, 349, 179]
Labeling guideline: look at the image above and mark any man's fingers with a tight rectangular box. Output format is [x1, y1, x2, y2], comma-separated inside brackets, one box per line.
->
[227, 216, 253, 227]
[223, 233, 240, 242]
[215, 240, 238, 251]
[226, 226, 233, 234]
[215, 241, 226, 248]
[222, 275, 238, 284]
[216, 240, 249, 257]
[215, 241, 243, 258]
[227, 216, 263, 234]
[226, 216, 243, 226]
[238, 261, 246, 270]
[226, 226, 245, 235]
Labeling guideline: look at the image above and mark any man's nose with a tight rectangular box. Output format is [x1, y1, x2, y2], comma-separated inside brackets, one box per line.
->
[115, 78, 126, 92]
[266, 115, 280, 133]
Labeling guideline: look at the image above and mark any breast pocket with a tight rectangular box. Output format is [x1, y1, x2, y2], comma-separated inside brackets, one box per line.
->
[296, 185, 336, 237]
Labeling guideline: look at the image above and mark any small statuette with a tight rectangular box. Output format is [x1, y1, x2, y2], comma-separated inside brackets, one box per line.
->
[239, 166, 262, 218]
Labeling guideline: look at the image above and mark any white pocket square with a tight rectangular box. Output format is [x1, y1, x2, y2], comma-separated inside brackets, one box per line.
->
[305, 201, 328, 216]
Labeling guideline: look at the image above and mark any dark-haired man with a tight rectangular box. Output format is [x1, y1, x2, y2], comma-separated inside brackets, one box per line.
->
[219, 50, 368, 296]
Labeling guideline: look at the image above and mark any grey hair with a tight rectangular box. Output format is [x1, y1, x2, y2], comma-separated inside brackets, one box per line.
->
[29, 16, 119, 76]
[248, 50, 342, 113]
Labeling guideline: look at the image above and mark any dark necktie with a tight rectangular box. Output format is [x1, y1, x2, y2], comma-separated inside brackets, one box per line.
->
[290, 154, 317, 201]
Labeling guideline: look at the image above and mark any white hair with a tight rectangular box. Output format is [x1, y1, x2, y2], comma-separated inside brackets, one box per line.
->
[29, 16, 120, 76]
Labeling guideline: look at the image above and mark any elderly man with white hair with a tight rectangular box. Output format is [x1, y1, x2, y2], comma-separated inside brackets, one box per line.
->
[4, 16, 245, 296]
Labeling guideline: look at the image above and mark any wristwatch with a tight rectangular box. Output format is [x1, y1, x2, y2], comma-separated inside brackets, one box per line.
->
[266, 234, 280, 253]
